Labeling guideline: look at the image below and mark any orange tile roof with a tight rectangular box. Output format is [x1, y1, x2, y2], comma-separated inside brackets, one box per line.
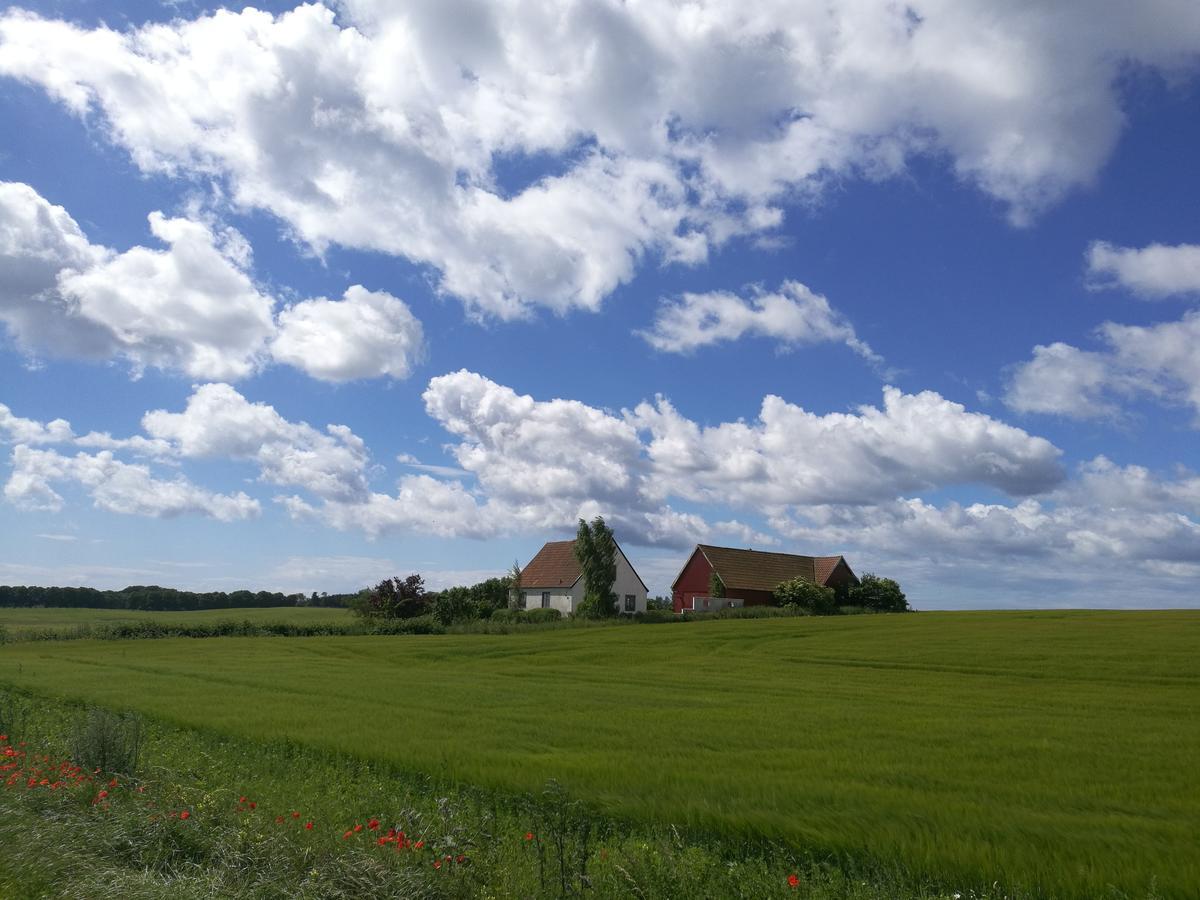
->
[698, 545, 850, 592]
[519, 540, 582, 588]
[813, 556, 845, 585]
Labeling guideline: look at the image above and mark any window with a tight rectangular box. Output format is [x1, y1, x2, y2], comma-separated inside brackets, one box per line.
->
[541, 591, 551, 609]
[624, 594, 636, 612]
[521, 592, 528, 609]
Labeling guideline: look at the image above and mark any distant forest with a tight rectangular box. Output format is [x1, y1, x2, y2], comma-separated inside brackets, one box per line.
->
[0, 585, 360, 611]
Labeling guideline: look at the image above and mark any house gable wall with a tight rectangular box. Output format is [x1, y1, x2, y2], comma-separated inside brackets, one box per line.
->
[823, 559, 859, 593]
[672, 548, 713, 613]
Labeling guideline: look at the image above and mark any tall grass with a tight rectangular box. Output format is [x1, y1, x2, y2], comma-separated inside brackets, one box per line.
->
[0, 611, 1196, 897]
[0, 690, 997, 900]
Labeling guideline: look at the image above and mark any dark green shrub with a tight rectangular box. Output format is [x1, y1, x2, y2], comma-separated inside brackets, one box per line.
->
[523, 608, 562, 624]
[774, 577, 838, 615]
[850, 574, 909, 612]
[637, 609, 680, 624]
[358, 574, 430, 619]
[70, 707, 143, 776]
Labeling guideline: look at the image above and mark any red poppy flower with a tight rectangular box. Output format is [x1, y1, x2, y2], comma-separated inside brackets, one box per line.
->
[414, 840, 424, 849]
[249, 802, 256, 809]
[291, 811, 300, 819]
[788, 873, 800, 889]
[343, 830, 353, 840]
[180, 810, 191, 821]
[353, 824, 363, 833]
[239, 796, 247, 803]
[456, 855, 466, 864]
[368, 818, 380, 830]
[304, 821, 314, 831]
[524, 832, 534, 842]
[433, 860, 442, 870]
[109, 778, 118, 788]
[275, 815, 285, 824]
[97, 789, 109, 799]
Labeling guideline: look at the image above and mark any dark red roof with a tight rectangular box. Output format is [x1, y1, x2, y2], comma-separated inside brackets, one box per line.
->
[519, 540, 581, 588]
[814, 556, 846, 585]
[686, 545, 853, 592]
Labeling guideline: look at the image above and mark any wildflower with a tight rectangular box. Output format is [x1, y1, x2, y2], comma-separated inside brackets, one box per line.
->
[180, 810, 191, 821]
[368, 817, 380, 831]
[108, 778, 118, 788]
[291, 811, 301, 819]
[239, 796, 247, 803]
[353, 824, 363, 833]
[524, 832, 534, 842]
[788, 873, 800, 889]
[275, 815, 285, 824]
[343, 830, 353, 840]
[433, 860, 442, 870]
[414, 840, 424, 850]
[249, 801, 256, 809]
[456, 855, 466, 864]
[305, 821, 314, 831]
[0, 734, 7, 741]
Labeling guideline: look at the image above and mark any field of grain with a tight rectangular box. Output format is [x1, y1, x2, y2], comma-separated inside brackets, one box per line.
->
[0, 605, 352, 634]
[0, 610, 1196, 898]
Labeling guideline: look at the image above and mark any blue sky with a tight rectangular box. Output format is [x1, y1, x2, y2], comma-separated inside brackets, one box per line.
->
[1, 0, 1199, 607]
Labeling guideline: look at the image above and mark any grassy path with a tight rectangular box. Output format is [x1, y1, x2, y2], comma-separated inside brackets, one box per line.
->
[1, 610, 1196, 897]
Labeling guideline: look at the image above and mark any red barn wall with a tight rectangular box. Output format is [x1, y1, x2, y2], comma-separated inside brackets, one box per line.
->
[734, 589, 775, 607]
[671, 549, 712, 613]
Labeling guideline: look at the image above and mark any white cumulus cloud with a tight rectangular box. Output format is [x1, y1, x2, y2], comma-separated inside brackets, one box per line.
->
[4, 444, 259, 521]
[1006, 313, 1200, 420]
[0, 181, 425, 382]
[638, 280, 879, 362]
[271, 285, 426, 382]
[143, 383, 371, 501]
[1086, 241, 1200, 298]
[3, 2, 1198, 317]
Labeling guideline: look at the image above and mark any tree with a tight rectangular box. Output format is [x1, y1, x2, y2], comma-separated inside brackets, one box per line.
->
[708, 572, 726, 598]
[430, 586, 473, 625]
[774, 577, 838, 615]
[849, 574, 908, 612]
[573, 516, 617, 618]
[358, 574, 430, 619]
[507, 561, 523, 610]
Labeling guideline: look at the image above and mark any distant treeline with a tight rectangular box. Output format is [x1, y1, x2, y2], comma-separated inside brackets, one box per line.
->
[0, 585, 362, 611]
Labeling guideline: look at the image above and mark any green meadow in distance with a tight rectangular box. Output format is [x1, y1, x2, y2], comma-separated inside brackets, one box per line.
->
[0, 605, 353, 634]
[1, 610, 1196, 898]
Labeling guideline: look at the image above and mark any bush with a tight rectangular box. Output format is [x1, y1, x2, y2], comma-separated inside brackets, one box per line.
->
[636, 609, 680, 624]
[358, 575, 430, 619]
[430, 587, 474, 626]
[774, 577, 838, 615]
[523, 608, 562, 624]
[850, 574, 909, 612]
[69, 707, 143, 776]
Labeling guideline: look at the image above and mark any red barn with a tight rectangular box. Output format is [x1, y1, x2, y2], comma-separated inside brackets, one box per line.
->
[671, 544, 858, 613]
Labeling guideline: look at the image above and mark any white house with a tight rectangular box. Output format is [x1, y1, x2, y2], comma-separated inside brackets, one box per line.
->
[519, 539, 648, 615]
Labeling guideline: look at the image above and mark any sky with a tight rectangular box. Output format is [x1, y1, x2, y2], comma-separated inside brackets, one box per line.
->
[1, 0, 1199, 608]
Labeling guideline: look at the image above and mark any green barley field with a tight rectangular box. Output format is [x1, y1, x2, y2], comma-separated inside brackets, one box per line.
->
[0, 604, 352, 634]
[1, 610, 1197, 898]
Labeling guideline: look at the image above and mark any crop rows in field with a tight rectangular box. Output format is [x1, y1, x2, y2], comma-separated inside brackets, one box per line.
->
[1, 610, 1197, 898]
